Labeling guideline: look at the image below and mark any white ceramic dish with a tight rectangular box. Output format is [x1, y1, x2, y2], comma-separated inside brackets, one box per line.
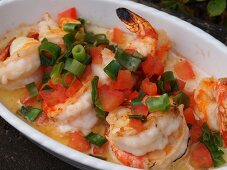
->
[0, 0, 227, 169]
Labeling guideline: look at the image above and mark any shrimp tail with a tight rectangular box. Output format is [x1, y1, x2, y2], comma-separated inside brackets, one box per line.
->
[216, 78, 227, 146]
[116, 8, 157, 39]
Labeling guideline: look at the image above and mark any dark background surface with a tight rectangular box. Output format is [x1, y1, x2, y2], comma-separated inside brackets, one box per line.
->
[0, 0, 227, 170]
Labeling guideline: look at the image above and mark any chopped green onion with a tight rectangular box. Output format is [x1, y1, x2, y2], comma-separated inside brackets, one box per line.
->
[115, 48, 141, 72]
[91, 76, 99, 104]
[170, 79, 179, 92]
[39, 39, 61, 65]
[63, 23, 81, 32]
[64, 58, 86, 76]
[132, 51, 146, 60]
[85, 132, 107, 147]
[104, 60, 121, 80]
[83, 54, 92, 65]
[146, 93, 170, 112]
[129, 115, 147, 122]
[25, 108, 43, 121]
[89, 154, 106, 160]
[72, 45, 86, 62]
[85, 32, 96, 44]
[40, 55, 54, 66]
[95, 107, 108, 118]
[63, 33, 76, 49]
[173, 91, 190, 108]
[41, 85, 52, 91]
[131, 90, 146, 106]
[156, 80, 165, 94]
[107, 45, 118, 53]
[18, 106, 32, 116]
[42, 72, 51, 84]
[61, 72, 74, 88]
[25, 82, 38, 98]
[75, 31, 85, 41]
[50, 62, 64, 84]
[78, 18, 86, 25]
[94, 34, 109, 46]
[161, 71, 175, 82]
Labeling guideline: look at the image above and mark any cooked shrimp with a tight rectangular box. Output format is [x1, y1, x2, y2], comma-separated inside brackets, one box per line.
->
[106, 106, 189, 169]
[91, 48, 115, 84]
[116, 8, 170, 59]
[38, 13, 66, 45]
[44, 81, 98, 135]
[194, 78, 219, 130]
[0, 37, 40, 87]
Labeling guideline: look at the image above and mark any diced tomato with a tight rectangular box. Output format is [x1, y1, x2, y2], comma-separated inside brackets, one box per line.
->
[58, 7, 77, 23]
[177, 79, 186, 91]
[189, 143, 213, 169]
[64, 73, 74, 86]
[27, 32, 39, 40]
[125, 49, 136, 54]
[197, 119, 205, 127]
[99, 88, 125, 112]
[141, 55, 164, 77]
[68, 131, 90, 152]
[141, 78, 157, 96]
[93, 142, 108, 155]
[89, 47, 103, 64]
[132, 105, 148, 116]
[174, 60, 195, 81]
[129, 91, 140, 100]
[184, 90, 196, 109]
[79, 65, 92, 82]
[112, 70, 135, 90]
[129, 119, 143, 132]
[66, 79, 82, 97]
[190, 125, 203, 142]
[183, 107, 197, 125]
[112, 27, 125, 44]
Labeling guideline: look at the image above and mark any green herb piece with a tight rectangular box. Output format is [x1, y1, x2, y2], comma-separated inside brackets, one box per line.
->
[94, 34, 109, 46]
[104, 60, 121, 80]
[146, 93, 170, 112]
[50, 62, 64, 84]
[207, 0, 226, 17]
[156, 80, 165, 94]
[64, 58, 86, 76]
[83, 54, 92, 65]
[161, 71, 175, 82]
[25, 82, 38, 98]
[72, 44, 86, 62]
[63, 23, 81, 32]
[25, 108, 43, 121]
[86, 132, 107, 147]
[129, 115, 147, 122]
[131, 90, 146, 106]
[63, 33, 76, 49]
[173, 91, 190, 108]
[18, 106, 32, 116]
[91, 76, 99, 104]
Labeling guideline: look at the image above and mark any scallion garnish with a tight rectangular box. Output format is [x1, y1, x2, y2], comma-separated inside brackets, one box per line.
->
[72, 44, 86, 62]
[85, 132, 107, 147]
[25, 82, 38, 98]
[161, 71, 174, 82]
[94, 34, 109, 46]
[64, 58, 86, 76]
[200, 123, 225, 167]
[18, 106, 42, 121]
[83, 54, 92, 65]
[39, 39, 61, 66]
[146, 93, 170, 112]
[50, 62, 64, 84]
[132, 51, 146, 60]
[173, 91, 190, 108]
[115, 48, 141, 72]
[63, 23, 81, 32]
[129, 115, 147, 122]
[156, 80, 165, 94]
[104, 60, 121, 80]
[63, 33, 76, 49]
[131, 90, 146, 106]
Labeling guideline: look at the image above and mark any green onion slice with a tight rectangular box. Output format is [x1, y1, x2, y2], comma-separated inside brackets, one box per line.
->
[129, 115, 147, 122]
[115, 48, 141, 72]
[25, 108, 43, 121]
[39, 39, 61, 65]
[146, 93, 170, 112]
[161, 71, 175, 82]
[63, 33, 76, 49]
[63, 23, 81, 32]
[85, 132, 107, 147]
[91, 76, 99, 104]
[156, 80, 165, 94]
[173, 91, 190, 108]
[131, 90, 146, 106]
[94, 34, 109, 46]
[26, 82, 38, 98]
[50, 62, 64, 84]
[104, 60, 121, 80]
[72, 44, 86, 62]
[64, 58, 86, 76]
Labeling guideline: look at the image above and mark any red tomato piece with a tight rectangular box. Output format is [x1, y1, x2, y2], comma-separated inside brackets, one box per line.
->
[141, 55, 164, 77]
[125, 49, 136, 54]
[129, 91, 140, 100]
[68, 132, 90, 152]
[174, 60, 196, 81]
[129, 119, 143, 132]
[190, 125, 203, 142]
[112, 27, 125, 44]
[93, 142, 108, 155]
[113, 70, 135, 90]
[58, 7, 77, 23]
[189, 143, 213, 169]
[184, 90, 196, 109]
[132, 105, 148, 116]
[79, 65, 92, 82]
[64, 73, 74, 86]
[141, 78, 157, 96]
[66, 79, 82, 97]
[177, 79, 186, 91]
[99, 88, 125, 112]
[183, 107, 197, 125]
[27, 32, 39, 40]
[89, 47, 103, 64]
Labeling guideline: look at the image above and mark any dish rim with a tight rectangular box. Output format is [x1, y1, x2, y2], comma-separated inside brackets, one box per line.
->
[0, 0, 226, 170]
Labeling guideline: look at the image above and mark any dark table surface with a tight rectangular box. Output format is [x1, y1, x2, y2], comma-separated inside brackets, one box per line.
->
[0, 1, 227, 170]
